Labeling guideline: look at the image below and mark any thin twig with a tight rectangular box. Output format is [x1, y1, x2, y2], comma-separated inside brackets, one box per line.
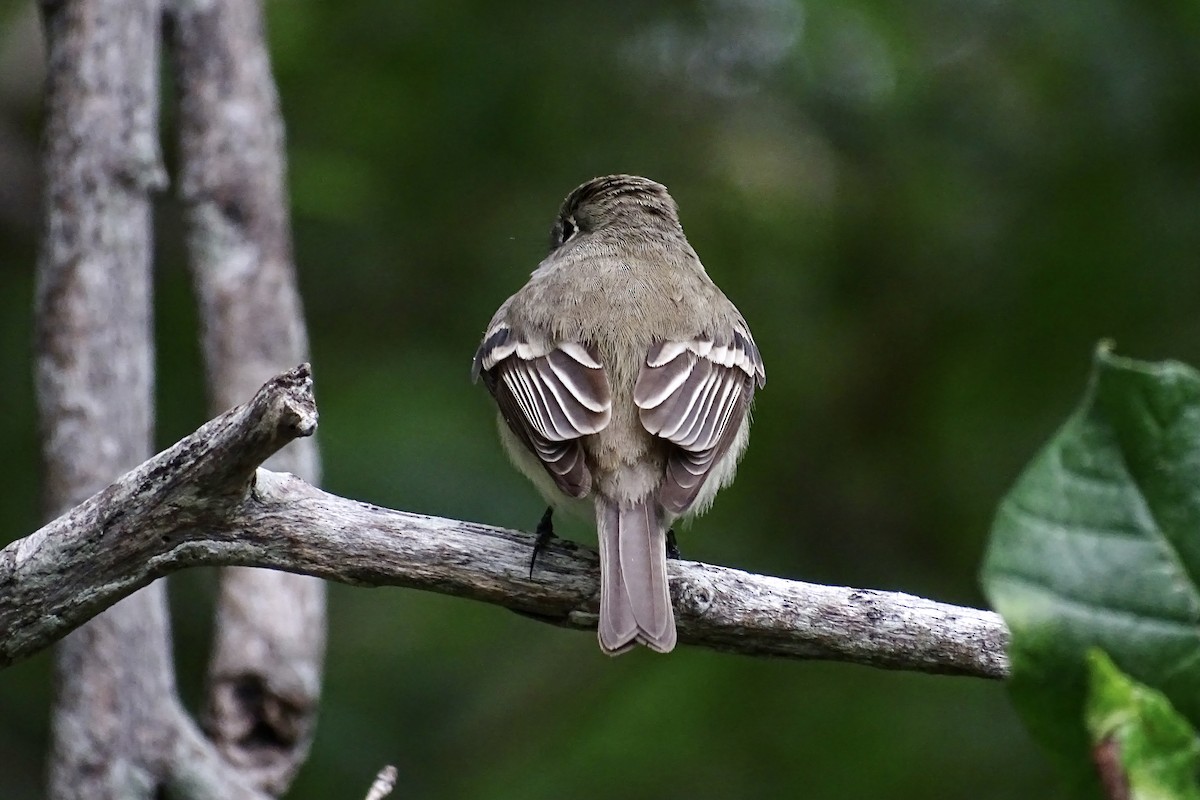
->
[364, 766, 398, 800]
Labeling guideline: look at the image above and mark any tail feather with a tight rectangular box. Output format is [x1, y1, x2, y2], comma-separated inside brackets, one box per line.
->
[597, 501, 638, 655]
[596, 498, 677, 655]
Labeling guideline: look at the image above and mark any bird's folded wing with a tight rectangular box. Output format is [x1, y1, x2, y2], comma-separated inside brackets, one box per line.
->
[633, 324, 765, 514]
[473, 325, 612, 498]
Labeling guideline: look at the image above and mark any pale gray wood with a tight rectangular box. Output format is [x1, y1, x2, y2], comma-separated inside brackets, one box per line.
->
[3, 365, 317, 671]
[32, 0, 268, 796]
[166, 0, 323, 791]
[35, 0, 163, 519]
[34, 0, 168, 797]
[33, 3, 273, 794]
[364, 766, 398, 800]
[2, 366, 1009, 680]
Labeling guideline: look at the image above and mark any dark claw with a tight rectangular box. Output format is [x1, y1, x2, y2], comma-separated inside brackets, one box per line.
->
[666, 528, 681, 560]
[530, 506, 555, 578]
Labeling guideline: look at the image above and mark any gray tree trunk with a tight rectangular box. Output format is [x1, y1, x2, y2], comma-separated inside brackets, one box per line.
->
[35, 0, 171, 796]
[167, 0, 324, 791]
[34, 0, 318, 796]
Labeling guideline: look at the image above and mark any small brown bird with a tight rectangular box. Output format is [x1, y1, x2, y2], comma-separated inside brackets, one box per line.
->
[472, 175, 765, 654]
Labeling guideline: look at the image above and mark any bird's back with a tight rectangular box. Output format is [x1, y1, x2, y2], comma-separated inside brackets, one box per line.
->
[506, 231, 740, 505]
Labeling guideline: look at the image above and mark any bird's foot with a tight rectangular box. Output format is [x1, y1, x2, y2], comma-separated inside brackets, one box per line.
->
[666, 528, 682, 560]
[530, 506, 555, 578]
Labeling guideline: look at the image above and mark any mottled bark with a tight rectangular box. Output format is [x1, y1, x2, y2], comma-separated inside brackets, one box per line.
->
[34, 0, 170, 797]
[35, 0, 163, 519]
[3, 367, 1011, 680]
[4, 366, 316, 665]
[33, 1, 275, 796]
[165, 0, 324, 792]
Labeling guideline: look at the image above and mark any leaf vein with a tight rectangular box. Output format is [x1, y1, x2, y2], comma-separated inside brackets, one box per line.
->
[991, 571, 1200, 634]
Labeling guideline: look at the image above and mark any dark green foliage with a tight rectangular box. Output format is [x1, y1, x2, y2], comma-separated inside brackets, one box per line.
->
[3, 0, 1200, 796]
[984, 349, 1200, 795]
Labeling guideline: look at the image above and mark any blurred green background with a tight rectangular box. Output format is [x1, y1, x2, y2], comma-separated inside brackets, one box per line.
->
[2, 0, 1199, 796]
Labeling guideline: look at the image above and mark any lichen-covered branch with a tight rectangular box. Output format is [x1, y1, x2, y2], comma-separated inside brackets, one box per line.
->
[1, 365, 317, 666]
[166, 0, 323, 790]
[2, 367, 1010, 680]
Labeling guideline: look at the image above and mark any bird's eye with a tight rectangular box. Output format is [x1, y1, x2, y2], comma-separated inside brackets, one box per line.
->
[558, 217, 577, 245]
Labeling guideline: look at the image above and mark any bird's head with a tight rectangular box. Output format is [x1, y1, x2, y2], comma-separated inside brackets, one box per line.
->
[549, 175, 683, 251]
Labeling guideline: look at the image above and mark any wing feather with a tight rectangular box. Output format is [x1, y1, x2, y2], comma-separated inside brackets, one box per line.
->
[634, 323, 764, 514]
[474, 324, 612, 499]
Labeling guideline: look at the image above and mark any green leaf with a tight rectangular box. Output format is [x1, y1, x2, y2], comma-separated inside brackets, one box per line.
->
[981, 344, 1200, 794]
[1086, 648, 1200, 800]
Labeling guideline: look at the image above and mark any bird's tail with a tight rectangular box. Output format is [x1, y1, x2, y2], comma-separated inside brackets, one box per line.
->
[596, 497, 677, 655]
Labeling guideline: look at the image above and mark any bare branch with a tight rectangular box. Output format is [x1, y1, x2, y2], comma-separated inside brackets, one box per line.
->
[2, 365, 316, 663]
[2, 367, 1009, 680]
[165, 0, 324, 791]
